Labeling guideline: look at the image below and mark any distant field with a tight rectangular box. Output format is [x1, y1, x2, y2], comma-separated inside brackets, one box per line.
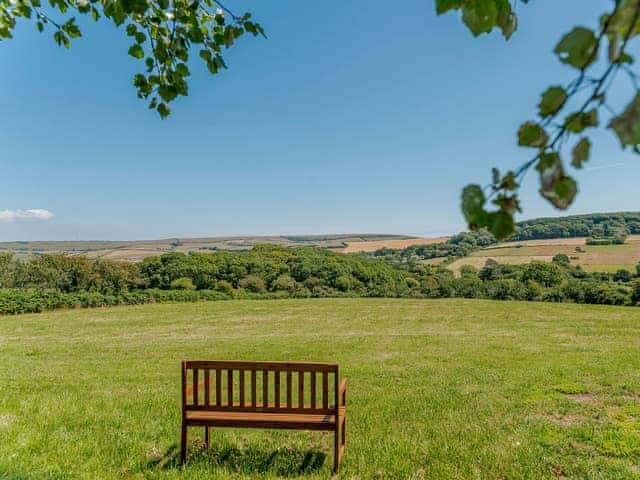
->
[342, 236, 450, 253]
[0, 234, 411, 262]
[2, 299, 640, 479]
[449, 235, 640, 273]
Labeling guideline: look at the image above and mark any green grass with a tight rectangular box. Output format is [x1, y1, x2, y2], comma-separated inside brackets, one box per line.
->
[2, 299, 640, 479]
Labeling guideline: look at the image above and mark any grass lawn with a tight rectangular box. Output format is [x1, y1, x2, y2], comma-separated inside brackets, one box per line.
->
[1, 298, 640, 479]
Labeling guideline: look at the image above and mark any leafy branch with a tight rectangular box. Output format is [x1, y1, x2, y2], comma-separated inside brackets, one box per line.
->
[0, 0, 265, 117]
[442, 0, 640, 239]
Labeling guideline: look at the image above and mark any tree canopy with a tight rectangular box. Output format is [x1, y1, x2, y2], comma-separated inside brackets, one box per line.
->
[2, 0, 639, 238]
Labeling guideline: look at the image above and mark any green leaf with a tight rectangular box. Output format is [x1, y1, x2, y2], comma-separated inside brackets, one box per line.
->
[554, 27, 598, 69]
[157, 102, 171, 118]
[564, 109, 598, 133]
[536, 153, 577, 209]
[608, 32, 621, 62]
[435, 0, 462, 14]
[128, 44, 144, 59]
[175, 63, 190, 77]
[487, 210, 515, 239]
[461, 0, 498, 37]
[499, 171, 518, 191]
[541, 176, 578, 210]
[53, 30, 70, 48]
[500, 11, 517, 40]
[492, 193, 520, 215]
[518, 122, 548, 148]
[158, 84, 178, 102]
[609, 92, 640, 148]
[571, 137, 591, 169]
[461, 184, 488, 230]
[538, 86, 567, 117]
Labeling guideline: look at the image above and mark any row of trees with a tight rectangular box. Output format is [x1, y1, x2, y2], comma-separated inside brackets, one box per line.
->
[510, 212, 640, 242]
[2, 245, 640, 314]
[369, 212, 640, 266]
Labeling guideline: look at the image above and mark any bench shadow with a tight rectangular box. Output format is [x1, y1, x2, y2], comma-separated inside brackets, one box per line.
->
[141, 442, 326, 477]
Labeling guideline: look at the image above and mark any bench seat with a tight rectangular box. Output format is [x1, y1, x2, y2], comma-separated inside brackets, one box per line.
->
[186, 407, 345, 430]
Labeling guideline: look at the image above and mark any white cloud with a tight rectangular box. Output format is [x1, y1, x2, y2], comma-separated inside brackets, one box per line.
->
[0, 209, 54, 222]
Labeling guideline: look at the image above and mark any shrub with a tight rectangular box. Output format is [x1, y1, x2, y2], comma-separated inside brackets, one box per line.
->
[215, 280, 235, 296]
[271, 274, 297, 293]
[552, 254, 570, 266]
[238, 275, 266, 293]
[521, 261, 564, 288]
[631, 280, 640, 305]
[613, 269, 632, 283]
[170, 277, 196, 290]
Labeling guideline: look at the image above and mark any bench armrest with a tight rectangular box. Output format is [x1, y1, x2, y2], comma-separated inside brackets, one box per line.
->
[339, 379, 347, 407]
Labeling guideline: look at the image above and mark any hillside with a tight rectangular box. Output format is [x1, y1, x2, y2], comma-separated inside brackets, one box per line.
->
[0, 234, 411, 262]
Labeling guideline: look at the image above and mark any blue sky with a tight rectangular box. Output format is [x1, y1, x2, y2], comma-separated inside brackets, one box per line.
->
[2, 0, 639, 241]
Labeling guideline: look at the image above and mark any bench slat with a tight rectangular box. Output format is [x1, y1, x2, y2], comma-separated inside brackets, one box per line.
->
[186, 403, 336, 414]
[262, 370, 268, 408]
[251, 370, 257, 408]
[298, 370, 304, 409]
[204, 369, 210, 406]
[322, 372, 328, 410]
[192, 369, 199, 406]
[239, 369, 245, 407]
[286, 371, 292, 409]
[215, 368, 221, 407]
[311, 372, 316, 409]
[274, 370, 280, 408]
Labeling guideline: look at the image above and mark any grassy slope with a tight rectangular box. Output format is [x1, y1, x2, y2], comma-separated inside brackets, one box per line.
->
[449, 236, 640, 273]
[1, 299, 640, 479]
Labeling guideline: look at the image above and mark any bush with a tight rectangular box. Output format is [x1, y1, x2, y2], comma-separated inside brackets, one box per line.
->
[521, 261, 564, 288]
[215, 280, 235, 296]
[486, 279, 527, 301]
[238, 275, 266, 293]
[552, 254, 570, 266]
[613, 269, 632, 283]
[271, 274, 297, 293]
[170, 277, 196, 290]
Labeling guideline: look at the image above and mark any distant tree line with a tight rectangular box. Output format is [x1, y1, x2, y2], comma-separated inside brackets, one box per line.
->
[2, 245, 640, 314]
[368, 212, 640, 265]
[510, 212, 640, 242]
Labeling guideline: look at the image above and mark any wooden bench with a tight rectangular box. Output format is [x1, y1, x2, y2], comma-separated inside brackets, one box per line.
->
[181, 360, 347, 473]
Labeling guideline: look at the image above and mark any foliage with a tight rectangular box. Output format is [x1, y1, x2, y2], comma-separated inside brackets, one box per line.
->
[511, 212, 639, 241]
[0, 0, 264, 118]
[3, 239, 640, 314]
[444, 1, 640, 239]
[170, 277, 196, 290]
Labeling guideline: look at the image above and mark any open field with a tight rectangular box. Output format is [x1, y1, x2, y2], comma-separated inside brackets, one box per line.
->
[449, 235, 640, 273]
[342, 236, 450, 253]
[2, 299, 640, 479]
[0, 234, 411, 262]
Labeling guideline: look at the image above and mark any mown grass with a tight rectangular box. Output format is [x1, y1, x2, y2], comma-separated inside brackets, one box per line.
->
[1, 298, 640, 479]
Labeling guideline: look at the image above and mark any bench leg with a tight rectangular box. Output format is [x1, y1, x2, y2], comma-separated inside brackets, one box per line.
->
[180, 422, 187, 464]
[204, 426, 210, 448]
[333, 422, 341, 474]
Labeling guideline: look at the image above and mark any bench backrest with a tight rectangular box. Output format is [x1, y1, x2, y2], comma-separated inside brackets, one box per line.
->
[182, 360, 340, 415]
